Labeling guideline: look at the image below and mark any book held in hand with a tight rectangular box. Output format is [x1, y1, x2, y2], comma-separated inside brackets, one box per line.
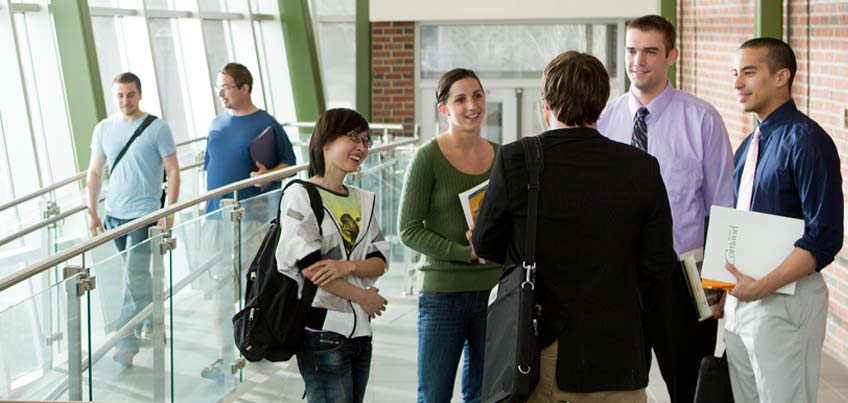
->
[458, 179, 489, 229]
[680, 249, 725, 321]
[249, 126, 277, 170]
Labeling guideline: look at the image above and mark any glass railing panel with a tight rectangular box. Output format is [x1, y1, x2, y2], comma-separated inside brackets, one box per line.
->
[86, 231, 165, 403]
[0, 197, 43, 243]
[348, 145, 416, 295]
[0, 272, 82, 401]
[176, 144, 204, 169]
[167, 205, 238, 402]
[234, 187, 287, 383]
[54, 212, 92, 258]
[238, 187, 282, 274]
[349, 145, 420, 402]
[0, 226, 77, 314]
[53, 187, 86, 216]
[176, 162, 207, 211]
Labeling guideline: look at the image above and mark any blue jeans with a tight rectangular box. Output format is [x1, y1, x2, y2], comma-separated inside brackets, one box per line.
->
[297, 332, 373, 403]
[417, 290, 489, 403]
[104, 215, 154, 354]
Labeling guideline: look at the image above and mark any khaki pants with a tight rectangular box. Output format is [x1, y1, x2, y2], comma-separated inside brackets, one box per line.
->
[724, 272, 828, 403]
[527, 340, 647, 403]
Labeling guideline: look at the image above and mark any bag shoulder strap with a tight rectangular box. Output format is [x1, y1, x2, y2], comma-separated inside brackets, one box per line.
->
[282, 179, 325, 236]
[521, 136, 544, 266]
[110, 114, 158, 176]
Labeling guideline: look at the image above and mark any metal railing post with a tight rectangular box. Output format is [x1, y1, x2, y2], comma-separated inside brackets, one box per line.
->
[149, 226, 173, 402]
[225, 193, 244, 382]
[64, 263, 93, 401]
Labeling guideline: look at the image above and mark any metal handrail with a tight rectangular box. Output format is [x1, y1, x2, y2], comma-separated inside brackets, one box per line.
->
[0, 205, 88, 248]
[0, 172, 85, 213]
[0, 136, 419, 293]
[175, 135, 207, 147]
[0, 121, 406, 215]
[282, 122, 405, 132]
[0, 159, 207, 248]
[0, 136, 207, 214]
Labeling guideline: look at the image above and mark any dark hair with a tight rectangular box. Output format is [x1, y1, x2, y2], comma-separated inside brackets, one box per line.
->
[740, 37, 797, 89]
[308, 108, 370, 177]
[112, 72, 142, 93]
[542, 51, 610, 127]
[627, 15, 677, 54]
[220, 62, 253, 93]
[435, 68, 484, 104]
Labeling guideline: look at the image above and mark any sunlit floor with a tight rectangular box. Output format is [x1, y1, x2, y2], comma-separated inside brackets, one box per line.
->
[223, 269, 848, 403]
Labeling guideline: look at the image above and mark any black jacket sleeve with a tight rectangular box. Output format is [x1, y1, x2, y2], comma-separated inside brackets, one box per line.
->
[638, 158, 677, 285]
[472, 147, 512, 264]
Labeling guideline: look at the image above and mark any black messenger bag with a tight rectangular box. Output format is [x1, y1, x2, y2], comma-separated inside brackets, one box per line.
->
[482, 135, 544, 403]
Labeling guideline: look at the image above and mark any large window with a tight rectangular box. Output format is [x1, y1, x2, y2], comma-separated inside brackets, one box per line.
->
[310, 0, 356, 109]
[416, 21, 625, 144]
[0, 0, 79, 251]
[89, 0, 296, 144]
[420, 22, 621, 83]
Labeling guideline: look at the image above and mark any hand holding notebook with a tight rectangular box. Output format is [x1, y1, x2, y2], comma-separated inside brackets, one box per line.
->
[249, 126, 278, 170]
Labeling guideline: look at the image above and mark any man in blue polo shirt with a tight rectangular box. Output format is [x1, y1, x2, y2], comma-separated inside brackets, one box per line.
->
[724, 37, 843, 403]
[200, 62, 296, 381]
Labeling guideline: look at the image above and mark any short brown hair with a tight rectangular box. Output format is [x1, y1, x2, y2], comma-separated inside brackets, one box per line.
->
[542, 51, 610, 127]
[627, 15, 677, 54]
[308, 108, 370, 177]
[113, 72, 142, 93]
[435, 68, 484, 104]
[740, 37, 797, 89]
[220, 62, 253, 93]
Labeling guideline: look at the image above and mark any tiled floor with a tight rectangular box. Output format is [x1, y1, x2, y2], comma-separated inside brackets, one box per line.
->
[225, 269, 848, 403]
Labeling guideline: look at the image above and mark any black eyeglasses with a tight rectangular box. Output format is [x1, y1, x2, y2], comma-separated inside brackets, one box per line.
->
[346, 131, 373, 148]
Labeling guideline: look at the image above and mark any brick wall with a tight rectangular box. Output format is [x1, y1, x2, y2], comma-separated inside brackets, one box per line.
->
[677, 0, 755, 147]
[783, 0, 848, 366]
[678, 0, 848, 366]
[371, 21, 415, 135]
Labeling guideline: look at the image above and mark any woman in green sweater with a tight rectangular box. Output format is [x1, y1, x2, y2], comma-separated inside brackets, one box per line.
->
[398, 68, 501, 403]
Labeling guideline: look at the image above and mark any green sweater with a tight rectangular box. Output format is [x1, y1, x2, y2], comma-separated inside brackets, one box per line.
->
[398, 138, 501, 292]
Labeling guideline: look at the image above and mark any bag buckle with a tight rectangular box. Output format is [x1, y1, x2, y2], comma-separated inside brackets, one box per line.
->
[526, 183, 541, 191]
[521, 262, 536, 290]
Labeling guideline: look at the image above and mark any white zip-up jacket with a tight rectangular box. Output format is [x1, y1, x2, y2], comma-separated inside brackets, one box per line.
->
[275, 182, 389, 338]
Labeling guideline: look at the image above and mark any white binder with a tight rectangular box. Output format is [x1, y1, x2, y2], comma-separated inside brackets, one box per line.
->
[702, 205, 804, 295]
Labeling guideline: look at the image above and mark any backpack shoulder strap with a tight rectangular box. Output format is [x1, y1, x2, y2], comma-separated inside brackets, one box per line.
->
[110, 114, 158, 176]
[282, 179, 325, 236]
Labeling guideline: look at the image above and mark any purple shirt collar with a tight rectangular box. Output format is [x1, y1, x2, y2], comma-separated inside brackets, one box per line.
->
[627, 81, 675, 123]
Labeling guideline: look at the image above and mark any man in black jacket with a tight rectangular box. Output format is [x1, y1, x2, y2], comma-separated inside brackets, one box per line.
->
[472, 51, 677, 402]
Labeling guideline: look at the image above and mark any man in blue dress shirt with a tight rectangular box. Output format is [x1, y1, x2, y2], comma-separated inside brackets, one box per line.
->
[724, 37, 843, 403]
[598, 15, 735, 403]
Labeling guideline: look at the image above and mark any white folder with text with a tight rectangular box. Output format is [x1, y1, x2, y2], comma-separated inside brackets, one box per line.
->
[702, 205, 804, 295]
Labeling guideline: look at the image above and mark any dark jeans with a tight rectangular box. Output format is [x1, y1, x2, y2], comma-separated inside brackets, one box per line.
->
[297, 332, 373, 403]
[105, 215, 154, 354]
[643, 264, 718, 403]
[417, 290, 488, 403]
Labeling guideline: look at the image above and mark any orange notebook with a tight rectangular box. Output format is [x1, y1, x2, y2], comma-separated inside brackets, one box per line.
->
[701, 279, 735, 290]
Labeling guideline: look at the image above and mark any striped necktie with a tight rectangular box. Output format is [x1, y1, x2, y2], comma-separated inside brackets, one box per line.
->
[632, 107, 649, 152]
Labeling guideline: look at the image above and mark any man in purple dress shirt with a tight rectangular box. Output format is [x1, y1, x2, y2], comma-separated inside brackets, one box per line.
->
[597, 15, 735, 403]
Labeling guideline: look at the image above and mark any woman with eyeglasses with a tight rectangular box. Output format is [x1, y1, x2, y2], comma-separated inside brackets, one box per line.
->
[275, 108, 389, 403]
[398, 68, 501, 402]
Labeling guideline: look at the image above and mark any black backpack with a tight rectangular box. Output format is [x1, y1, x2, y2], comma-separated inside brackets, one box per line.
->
[233, 179, 324, 362]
